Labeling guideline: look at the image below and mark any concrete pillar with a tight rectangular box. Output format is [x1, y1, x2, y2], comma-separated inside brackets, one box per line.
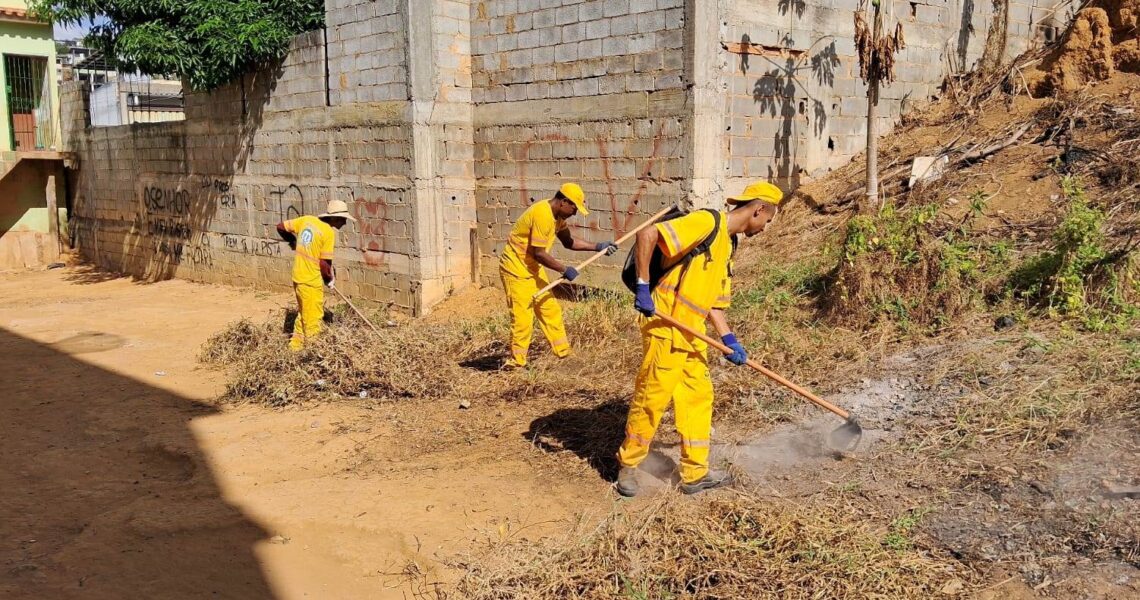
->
[683, 0, 729, 209]
[45, 163, 58, 238]
[403, 0, 477, 314]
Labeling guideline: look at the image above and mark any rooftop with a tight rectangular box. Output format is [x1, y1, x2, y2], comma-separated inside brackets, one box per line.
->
[0, 6, 46, 24]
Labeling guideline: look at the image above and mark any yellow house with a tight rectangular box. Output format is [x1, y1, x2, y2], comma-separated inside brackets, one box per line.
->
[1, 0, 60, 151]
[0, 0, 66, 269]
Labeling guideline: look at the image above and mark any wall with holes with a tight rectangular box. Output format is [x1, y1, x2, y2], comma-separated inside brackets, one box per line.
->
[720, 0, 1069, 191]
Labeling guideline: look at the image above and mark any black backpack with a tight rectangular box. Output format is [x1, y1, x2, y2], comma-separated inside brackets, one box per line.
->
[621, 208, 733, 293]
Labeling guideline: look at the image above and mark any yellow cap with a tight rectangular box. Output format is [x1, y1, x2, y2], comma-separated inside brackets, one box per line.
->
[558, 182, 589, 216]
[727, 181, 783, 206]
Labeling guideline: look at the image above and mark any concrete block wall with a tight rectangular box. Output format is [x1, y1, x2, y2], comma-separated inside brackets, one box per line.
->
[61, 0, 1072, 313]
[327, 0, 408, 104]
[66, 30, 423, 311]
[719, 0, 1067, 191]
[473, 91, 688, 285]
[470, 0, 689, 285]
[470, 0, 685, 103]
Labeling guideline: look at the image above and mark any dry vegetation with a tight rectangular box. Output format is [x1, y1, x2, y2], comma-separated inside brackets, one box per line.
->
[455, 491, 970, 599]
[200, 10, 1140, 597]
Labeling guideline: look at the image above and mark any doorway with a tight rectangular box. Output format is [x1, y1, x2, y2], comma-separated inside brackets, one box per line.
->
[4, 54, 54, 151]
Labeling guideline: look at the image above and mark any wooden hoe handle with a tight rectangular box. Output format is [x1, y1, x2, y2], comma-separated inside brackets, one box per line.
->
[532, 204, 676, 300]
[333, 286, 381, 333]
[653, 311, 851, 420]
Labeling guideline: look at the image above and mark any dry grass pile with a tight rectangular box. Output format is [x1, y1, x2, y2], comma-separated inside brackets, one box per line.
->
[200, 313, 476, 406]
[455, 491, 971, 599]
[197, 293, 647, 411]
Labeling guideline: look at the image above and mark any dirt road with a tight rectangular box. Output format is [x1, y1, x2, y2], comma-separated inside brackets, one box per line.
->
[0, 268, 604, 599]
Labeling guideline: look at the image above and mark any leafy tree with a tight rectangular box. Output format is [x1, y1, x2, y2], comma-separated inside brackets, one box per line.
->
[30, 1, 324, 91]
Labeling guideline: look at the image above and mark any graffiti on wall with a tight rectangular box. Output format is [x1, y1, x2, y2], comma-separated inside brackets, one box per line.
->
[345, 187, 403, 267]
[139, 176, 256, 268]
[222, 234, 283, 257]
[143, 183, 210, 266]
[138, 176, 325, 270]
[513, 120, 676, 239]
[200, 176, 239, 208]
[154, 234, 214, 267]
[271, 184, 307, 222]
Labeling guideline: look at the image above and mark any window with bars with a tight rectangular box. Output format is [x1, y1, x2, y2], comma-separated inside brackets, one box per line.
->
[4, 54, 56, 151]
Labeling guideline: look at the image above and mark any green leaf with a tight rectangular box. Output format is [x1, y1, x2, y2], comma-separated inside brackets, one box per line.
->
[31, 0, 324, 91]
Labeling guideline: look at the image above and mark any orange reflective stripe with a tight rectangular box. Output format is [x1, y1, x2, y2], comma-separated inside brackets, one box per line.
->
[319, 252, 335, 259]
[295, 249, 321, 265]
[624, 429, 652, 446]
[661, 221, 682, 254]
[657, 282, 710, 318]
[682, 438, 710, 448]
[549, 336, 570, 348]
[530, 237, 552, 247]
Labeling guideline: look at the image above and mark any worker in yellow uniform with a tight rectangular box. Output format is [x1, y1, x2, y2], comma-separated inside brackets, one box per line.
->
[499, 183, 618, 368]
[275, 200, 356, 351]
[616, 181, 783, 496]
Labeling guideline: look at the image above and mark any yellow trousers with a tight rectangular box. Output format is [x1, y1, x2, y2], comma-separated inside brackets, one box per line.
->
[289, 282, 324, 351]
[618, 334, 714, 484]
[501, 269, 570, 366]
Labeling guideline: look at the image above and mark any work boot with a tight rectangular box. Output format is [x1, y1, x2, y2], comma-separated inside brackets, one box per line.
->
[680, 470, 733, 495]
[615, 466, 640, 498]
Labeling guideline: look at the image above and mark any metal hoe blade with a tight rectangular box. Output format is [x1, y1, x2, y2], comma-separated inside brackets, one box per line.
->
[827, 417, 863, 452]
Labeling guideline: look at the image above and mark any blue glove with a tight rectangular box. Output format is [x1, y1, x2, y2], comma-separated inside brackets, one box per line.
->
[634, 283, 655, 317]
[721, 333, 748, 366]
[595, 241, 619, 256]
[563, 266, 579, 281]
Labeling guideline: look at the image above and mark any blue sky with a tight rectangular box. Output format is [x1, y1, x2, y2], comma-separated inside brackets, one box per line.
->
[54, 18, 100, 41]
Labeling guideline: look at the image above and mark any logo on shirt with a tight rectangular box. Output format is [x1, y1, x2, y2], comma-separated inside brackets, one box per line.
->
[299, 228, 314, 246]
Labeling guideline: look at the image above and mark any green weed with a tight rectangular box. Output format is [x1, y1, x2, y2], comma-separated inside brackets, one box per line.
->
[732, 258, 827, 313]
[883, 508, 931, 551]
[1122, 340, 1140, 375]
[1006, 177, 1138, 330]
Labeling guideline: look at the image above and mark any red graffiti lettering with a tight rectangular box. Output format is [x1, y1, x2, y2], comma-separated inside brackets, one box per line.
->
[514, 122, 672, 241]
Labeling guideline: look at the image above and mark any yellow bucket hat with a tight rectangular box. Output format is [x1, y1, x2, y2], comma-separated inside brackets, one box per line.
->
[558, 182, 589, 216]
[727, 181, 783, 206]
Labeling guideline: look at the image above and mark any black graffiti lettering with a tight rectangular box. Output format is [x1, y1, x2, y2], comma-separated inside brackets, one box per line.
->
[270, 184, 306, 222]
[199, 176, 231, 193]
[220, 234, 283, 257]
[261, 240, 282, 256]
[188, 246, 213, 267]
[144, 186, 191, 215]
[157, 240, 184, 264]
[147, 218, 193, 240]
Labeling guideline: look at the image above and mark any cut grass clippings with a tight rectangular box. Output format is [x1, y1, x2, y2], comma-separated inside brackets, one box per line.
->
[200, 315, 472, 406]
[454, 490, 972, 600]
